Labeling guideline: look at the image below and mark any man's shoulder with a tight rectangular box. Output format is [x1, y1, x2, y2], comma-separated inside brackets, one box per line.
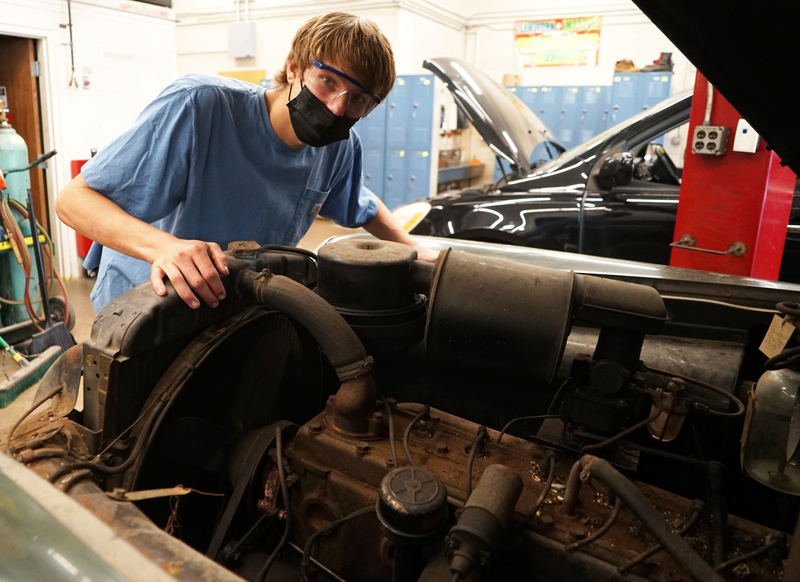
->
[165, 74, 263, 103]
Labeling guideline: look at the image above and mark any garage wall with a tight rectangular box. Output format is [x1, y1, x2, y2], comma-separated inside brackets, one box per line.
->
[0, 0, 178, 278]
[465, 0, 694, 92]
[174, 0, 693, 91]
[173, 0, 466, 79]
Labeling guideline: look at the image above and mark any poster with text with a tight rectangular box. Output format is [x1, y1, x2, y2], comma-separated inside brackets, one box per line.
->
[515, 17, 601, 67]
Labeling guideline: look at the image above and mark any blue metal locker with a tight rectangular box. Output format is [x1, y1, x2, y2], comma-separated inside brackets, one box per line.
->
[386, 77, 412, 150]
[511, 86, 541, 113]
[610, 74, 639, 125]
[639, 72, 672, 109]
[577, 86, 605, 143]
[384, 151, 408, 209]
[384, 77, 412, 207]
[405, 75, 435, 204]
[599, 85, 613, 134]
[357, 102, 387, 195]
[556, 87, 581, 148]
[537, 86, 561, 130]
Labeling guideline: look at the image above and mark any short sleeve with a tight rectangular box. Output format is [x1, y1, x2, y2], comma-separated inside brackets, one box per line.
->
[319, 132, 378, 227]
[81, 82, 195, 224]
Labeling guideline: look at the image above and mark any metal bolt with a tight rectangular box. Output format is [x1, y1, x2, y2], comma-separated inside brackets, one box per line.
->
[372, 412, 384, 423]
[568, 527, 588, 541]
[309, 421, 323, 433]
[539, 515, 554, 528]
[357, 442, 371, 454]
[435, 442, 448, 454]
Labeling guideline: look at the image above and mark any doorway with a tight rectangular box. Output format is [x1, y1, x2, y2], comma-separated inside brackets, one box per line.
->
[0, 34, 48, 232]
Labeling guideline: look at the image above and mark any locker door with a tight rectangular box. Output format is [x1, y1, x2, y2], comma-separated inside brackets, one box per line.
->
[384, 151, 408, 209]
[611, 74, 639, 125]
[537, 86, 560, 130]
[577, 86, 605, 143]
[407, 152, 431, 201]
[406, 75, 434, 204]
[639, 73, 672, 145]
[384, 77, 412, 207]
[598, 84, 613, 133]
[357, 102, 387, 196]
[386, 77, 411, 150]
[639, 72, 672, 109]
[523, 87, 542, 114]
[557, 87, 581, 148]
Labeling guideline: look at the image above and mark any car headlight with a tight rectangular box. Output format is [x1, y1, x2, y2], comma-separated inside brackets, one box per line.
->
[392, 201, 431, 232]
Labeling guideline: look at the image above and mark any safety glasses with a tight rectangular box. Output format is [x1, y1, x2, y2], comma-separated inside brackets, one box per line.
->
[305, 60, 381, 118]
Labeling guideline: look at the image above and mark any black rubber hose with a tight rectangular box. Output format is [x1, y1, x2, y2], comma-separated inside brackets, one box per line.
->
[570, 456, 724, 582]
[237, 270, 369, 381]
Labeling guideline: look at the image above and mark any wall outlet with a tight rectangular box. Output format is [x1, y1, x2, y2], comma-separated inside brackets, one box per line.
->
[732, 119, 760, 153]
[691, 125, 730, 156]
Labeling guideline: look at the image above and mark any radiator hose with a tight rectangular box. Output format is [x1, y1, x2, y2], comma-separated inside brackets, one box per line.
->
[237, 269, 377, 437]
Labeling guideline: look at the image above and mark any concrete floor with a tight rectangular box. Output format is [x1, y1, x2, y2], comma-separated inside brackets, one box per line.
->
[0, 218, 359, 431]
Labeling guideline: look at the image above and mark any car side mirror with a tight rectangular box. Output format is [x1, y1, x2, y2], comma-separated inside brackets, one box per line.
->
[596, 152, 634, 189]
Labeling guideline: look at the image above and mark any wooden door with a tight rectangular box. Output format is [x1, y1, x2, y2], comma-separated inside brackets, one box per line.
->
[0, 35, 47, 232]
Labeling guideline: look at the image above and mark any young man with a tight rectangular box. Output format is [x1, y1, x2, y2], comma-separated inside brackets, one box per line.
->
[56, 12, 436, 313]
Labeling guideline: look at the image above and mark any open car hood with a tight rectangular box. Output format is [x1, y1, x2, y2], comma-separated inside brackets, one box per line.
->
[423, 57, 563, 176]
[632, 1, 800, 174]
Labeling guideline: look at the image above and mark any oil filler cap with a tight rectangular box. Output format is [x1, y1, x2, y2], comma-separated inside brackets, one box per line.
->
[376, 467, 448, 544]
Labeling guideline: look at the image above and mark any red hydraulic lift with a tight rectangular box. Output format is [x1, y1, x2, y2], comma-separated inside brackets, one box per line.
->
[669, 72, 796, 280]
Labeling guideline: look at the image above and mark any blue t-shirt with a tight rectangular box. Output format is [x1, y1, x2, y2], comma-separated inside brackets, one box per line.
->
[81, 74, 378, 312]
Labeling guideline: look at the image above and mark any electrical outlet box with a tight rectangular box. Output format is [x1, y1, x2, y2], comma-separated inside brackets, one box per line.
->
[733, 119, 760, 153]
[228, 21, 256, 59]
[691, 125, 730, 156]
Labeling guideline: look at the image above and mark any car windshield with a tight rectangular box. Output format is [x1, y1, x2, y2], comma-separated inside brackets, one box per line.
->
[523, 88, 693, 178]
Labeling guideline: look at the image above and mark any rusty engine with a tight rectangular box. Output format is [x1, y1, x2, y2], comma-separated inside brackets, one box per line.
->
[5, 239, 799, 582]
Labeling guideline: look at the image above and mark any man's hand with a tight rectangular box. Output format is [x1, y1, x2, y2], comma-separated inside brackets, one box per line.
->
[150, 239, 229, 309]
[414, 245, 439, 263]
[363, 197, 440, 264]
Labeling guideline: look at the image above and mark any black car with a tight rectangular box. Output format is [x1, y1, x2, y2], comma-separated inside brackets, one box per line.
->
[396, 58, 800, 282]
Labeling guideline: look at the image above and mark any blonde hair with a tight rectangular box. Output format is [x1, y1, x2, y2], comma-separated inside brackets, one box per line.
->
[273, 12, 396, 100]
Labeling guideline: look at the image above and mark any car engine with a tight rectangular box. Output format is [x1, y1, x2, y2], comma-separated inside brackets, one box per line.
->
[5, 238, 799, 582]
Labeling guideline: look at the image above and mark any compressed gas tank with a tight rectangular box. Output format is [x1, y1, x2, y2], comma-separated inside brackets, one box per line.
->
[0, 115, 39, 324]
[0, 118, 31, 203]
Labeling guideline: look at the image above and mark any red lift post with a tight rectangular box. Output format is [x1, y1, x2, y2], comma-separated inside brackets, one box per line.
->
[670, 72, 796, 280]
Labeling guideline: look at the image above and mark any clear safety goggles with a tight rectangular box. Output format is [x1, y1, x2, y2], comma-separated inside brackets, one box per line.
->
[305, 60, 381, 118]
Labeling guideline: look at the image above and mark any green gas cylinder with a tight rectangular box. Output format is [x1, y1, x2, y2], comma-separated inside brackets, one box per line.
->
[0, 106, 31, 205]
[0, 103, 42, 326]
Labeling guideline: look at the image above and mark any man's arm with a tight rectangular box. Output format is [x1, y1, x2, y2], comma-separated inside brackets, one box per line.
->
[56, 174, 229, 309]
[362, 197, 439, 262]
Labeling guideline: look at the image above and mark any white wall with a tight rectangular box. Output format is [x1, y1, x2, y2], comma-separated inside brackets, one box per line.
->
[173, 0, 694, 91]
[173, 0, 467, 79]
[466, 0, 694, 92]
[175, 2, 403, 79]
[0, 0, 178, 278]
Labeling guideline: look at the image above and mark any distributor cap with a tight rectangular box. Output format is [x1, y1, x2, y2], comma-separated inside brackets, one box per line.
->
[376, 467, 448, 543]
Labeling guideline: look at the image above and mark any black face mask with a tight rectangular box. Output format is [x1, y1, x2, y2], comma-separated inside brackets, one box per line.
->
[287, 84, 358, 147]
